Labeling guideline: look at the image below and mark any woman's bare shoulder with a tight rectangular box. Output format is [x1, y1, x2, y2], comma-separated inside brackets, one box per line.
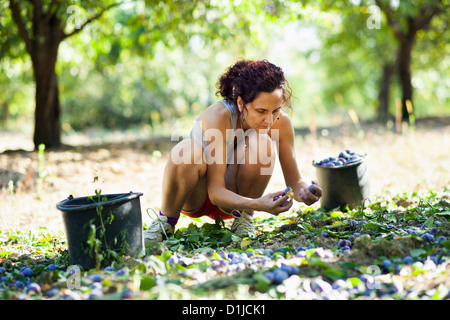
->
[199, 101, 232, 131]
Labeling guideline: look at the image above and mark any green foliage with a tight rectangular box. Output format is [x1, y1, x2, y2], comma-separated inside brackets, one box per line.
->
[165, 217, 241, 251]
[0, 190, 449, 300]
[0, 0, 448, 134]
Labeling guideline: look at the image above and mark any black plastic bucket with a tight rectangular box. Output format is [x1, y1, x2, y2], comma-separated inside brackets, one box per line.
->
[56, 192, 144, 269]
[313, 157, 370, 211]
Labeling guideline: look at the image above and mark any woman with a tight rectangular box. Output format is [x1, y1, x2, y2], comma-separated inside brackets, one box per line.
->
[144, 59, 322, 243]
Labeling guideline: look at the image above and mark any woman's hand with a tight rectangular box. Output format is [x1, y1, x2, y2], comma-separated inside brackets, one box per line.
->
[257, 190, 293, 216]
[296, 180, 322, 206]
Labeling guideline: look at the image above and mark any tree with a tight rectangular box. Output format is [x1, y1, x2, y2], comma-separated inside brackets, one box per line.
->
[375, 0, 445, 122]
[3, 0, 267, 149]
[317, 2, 398, 120]
[7, 0, 120, 149]
[310, 0, 447, 121]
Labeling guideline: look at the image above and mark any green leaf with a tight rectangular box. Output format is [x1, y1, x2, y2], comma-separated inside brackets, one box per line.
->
[231, 234, 241, 242]
[140, 276, 157, 291]
[187, 234, 199, 243]
[410, 248, 426, 258]
[364, 221, 383, 230]
[240, 237, 252, 250]
[439, 240, 450, 249]
[253, 273, 270, 293]
[347, 277, 361, 287]
[323, 268, 346, 282]
[424, 217, 434, 228]
[435, 210, 450, 220]
[308, 257, 329, 268]
[299, 223, 313, 231]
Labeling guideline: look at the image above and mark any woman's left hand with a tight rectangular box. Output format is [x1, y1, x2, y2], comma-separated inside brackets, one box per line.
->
[296, 180, 322, 206]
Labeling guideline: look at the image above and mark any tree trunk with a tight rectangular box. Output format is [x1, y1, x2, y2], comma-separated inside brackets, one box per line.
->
[1, 102, 8, 127]
[397, 37, 415, 123]
[30, 25, 63, 149]
[377, 62, 396, 121]
[33, 65, 61, 149]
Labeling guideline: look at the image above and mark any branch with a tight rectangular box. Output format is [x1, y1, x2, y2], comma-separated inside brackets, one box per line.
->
[43, 0, 59, 25]
[62, 2, 122, 40]
[31, 0, 43, 38]
[375, 0, 406, 42]
[9, 0, 34, 55]
[414, 4, 443, 31]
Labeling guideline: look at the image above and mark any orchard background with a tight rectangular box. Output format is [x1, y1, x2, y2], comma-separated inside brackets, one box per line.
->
[0, 0, 448, 301]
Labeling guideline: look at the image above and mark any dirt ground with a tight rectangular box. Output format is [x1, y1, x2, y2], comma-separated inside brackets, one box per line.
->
[0, 117, 449, 234]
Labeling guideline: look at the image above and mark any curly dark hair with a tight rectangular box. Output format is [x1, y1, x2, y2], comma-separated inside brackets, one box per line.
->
[216, 59, 292, 110]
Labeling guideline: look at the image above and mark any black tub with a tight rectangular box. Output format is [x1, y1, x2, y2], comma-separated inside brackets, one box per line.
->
[56, 192, 144, 269]
[313, 156, 370, 211]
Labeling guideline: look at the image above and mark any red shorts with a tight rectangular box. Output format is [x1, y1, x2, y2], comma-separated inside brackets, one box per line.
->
[181, 194, 234, 220]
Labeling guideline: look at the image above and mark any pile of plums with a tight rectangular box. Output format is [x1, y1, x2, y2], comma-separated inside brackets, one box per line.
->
[313, 149, 365, 168]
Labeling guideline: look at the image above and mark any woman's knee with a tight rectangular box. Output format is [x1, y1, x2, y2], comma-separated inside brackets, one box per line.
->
[167, 139, 206, 176]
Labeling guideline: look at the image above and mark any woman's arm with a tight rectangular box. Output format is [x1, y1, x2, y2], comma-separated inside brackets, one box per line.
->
[272, 112, 322, 205]
[202, 104, 291, 214]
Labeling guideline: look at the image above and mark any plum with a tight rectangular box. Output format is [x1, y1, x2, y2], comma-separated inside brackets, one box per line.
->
[244, 251, 254, 258]
[403, 256, 413, 265]
[90, 282, 102, 291]
[168, 254, 179, 264]
[314, 149, 364, 168]
[421, 233, 434, 242]
[264, 271, 275, 282]
[311, 278, 333, 294]
[279, 264, 299, 276]
[382, 259, 392, 271]
[89, 289, 104, 299]
[121, 290, 134, 299]
[47, 288, 60, 297]
[339, 151, 350, 159]
[26, 283, 41, 295]
[332, 279, 347, 290]
[228, 252, 238, 259]
[272, 269, 289, 284]
[91, 274, 103, 283]
[337, 239, 346, 248]
[46, 264, 56, 271]
[116, 269, 128, 277]
[274, 187, 293, 206]
[437, 236, 447, 244]
[337, 239, 352, 249]
[21, 267, 34, 277]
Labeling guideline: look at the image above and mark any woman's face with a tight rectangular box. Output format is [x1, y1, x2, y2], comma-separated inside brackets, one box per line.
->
[238, 88, 283, 132]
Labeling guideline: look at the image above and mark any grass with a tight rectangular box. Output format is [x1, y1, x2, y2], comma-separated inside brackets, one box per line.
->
[0, 119, 448, 302]
[0, 189, 448, 300]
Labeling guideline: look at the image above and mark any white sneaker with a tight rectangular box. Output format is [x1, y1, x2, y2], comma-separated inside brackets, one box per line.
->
[144, 210, 174, 244]
[230, 210, 256, 237]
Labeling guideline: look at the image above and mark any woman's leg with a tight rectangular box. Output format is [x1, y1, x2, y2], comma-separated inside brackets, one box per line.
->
[160, 139, 207, 218]
[223, 131, 275, 236]
[160, 131, 275, 219]
[225, 131, 275, 205]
